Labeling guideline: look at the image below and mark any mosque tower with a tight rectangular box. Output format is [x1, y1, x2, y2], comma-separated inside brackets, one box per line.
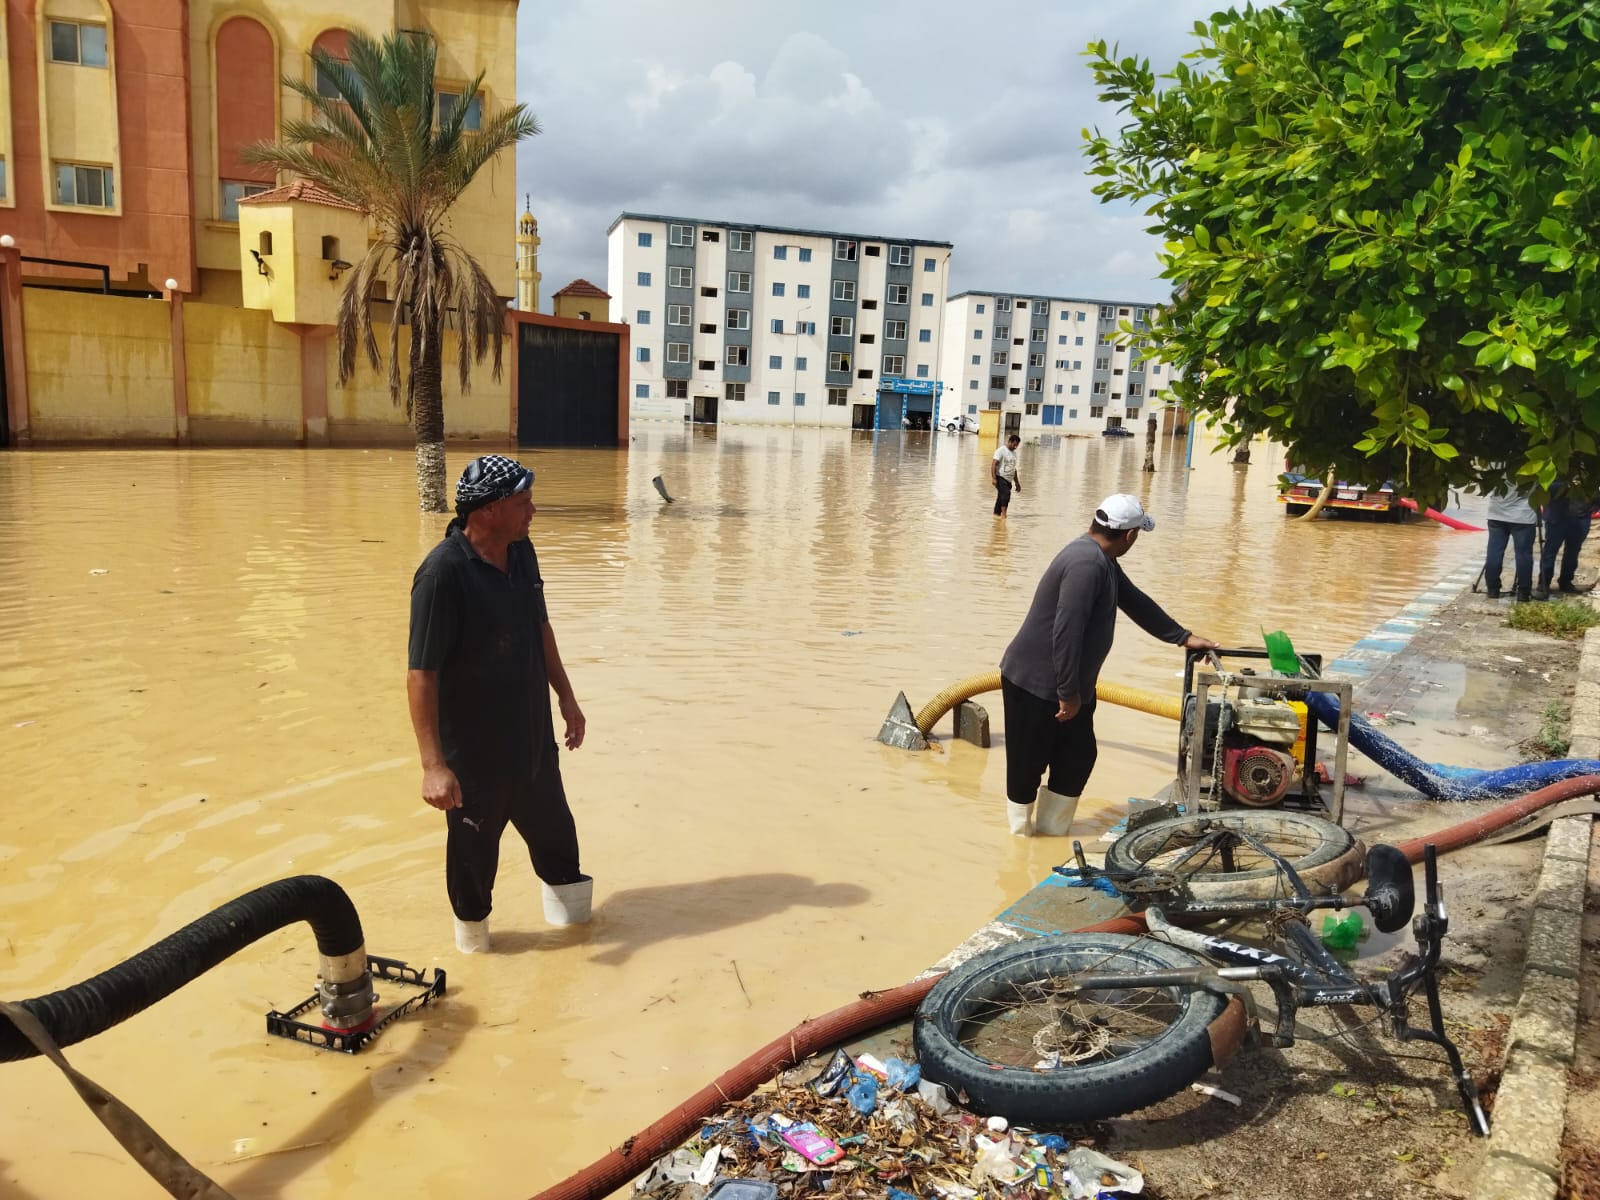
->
[516, 197, 541, 312]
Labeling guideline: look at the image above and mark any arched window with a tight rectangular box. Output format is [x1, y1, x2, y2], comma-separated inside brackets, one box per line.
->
[311, 28, 350, 98]
[214, 15, 276, 221]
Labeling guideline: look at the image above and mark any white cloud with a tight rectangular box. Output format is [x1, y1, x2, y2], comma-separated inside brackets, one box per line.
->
[516, 0, 1232, 304]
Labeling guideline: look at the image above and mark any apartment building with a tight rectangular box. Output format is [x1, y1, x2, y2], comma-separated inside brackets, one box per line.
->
[939, 292, 1177, 436]
[608, 213, 953, 428]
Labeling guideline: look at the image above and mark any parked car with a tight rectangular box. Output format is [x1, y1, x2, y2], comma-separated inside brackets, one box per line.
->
[942, 413, 980, 433]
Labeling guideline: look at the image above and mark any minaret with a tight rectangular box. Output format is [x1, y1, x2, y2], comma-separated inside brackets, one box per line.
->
[516, 197, 541, 312]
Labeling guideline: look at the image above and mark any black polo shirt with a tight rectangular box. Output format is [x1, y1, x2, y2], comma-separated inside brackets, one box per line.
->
[409, 527, 554, 782]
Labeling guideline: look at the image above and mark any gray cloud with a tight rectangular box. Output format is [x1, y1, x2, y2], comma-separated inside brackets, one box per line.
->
[514, 0, 1232, 304]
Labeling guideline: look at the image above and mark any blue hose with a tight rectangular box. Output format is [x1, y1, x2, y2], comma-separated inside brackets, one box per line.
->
[1304, 691, 1600, 801]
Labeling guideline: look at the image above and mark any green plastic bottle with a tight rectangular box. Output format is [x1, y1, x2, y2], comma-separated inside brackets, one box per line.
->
[1320, 911, 1364, 950]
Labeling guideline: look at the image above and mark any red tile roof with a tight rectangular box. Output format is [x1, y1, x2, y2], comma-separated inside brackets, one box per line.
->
[553, 277, 611, 299]
[238, 180, 367, 213]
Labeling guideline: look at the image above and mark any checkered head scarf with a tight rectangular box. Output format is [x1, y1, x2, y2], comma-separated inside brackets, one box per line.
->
[455, 454, 534, 518]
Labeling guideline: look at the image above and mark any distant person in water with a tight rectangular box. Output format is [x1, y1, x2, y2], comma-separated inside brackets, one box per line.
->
[407, 455, 592, 954]
[991, 434, 1022, 518]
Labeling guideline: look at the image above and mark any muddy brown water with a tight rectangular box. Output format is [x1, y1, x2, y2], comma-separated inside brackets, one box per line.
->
[0, 428, 1483, 1197]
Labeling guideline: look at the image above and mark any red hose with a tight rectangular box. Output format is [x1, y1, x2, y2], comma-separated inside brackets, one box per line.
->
[1399, 497, 1484, 531]
[531, 775, 1600, 1200]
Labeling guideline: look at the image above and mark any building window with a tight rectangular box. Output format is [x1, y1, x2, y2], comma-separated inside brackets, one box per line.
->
[1119, 307, 1130, 315]
[827, 387, 848, 406]
[1077, 310, 1088, 321]
[1100, 305, 1115, 319]
[1054, 359, 1066, 369]
[730, 230, 753, 252]
[889, 244, 911, 266]
[637, 232, 653, 247]
[1027, 378, 1042, 392]
[699, 323, 716, 334]
[436, 90, 483, 130]
[49, 20, 109, 66]
[919, 329, 931, 343]
[1030, 328, 1045, 343]
[699, 359, 715, 371]
[1032, 300, 1048, 315]
[989, 375, 1006, 390]
[1071, 384, 1081, 394]
[667, 380, 688, 399]
[830, 315, 854, 336]
[636, 310, 652, 325]
[794, 392, 806, 406]
[773, 246, 787, 260]
[828, 352, 851, 372]
[920, 293, 933, 306]
[972, 330, 982, 341]
[1075, 336, 1084, 346]
[799, 248, 812, 262]
[862, 299, 878, 311]
[667, 342, 690, 363]
[997, 297, 1012, 313]
[668, 266, 693, 288]
[1129, 382, 1143, 396]
[1073, 360, 1082, 370]
[1135, 307, 1149, 321]
[924, 258, 936, 272]
[994, 325, 1010, 340]
[971, 354, 981, 365]
[991, 351, 1008, 366]
[53, 163, 114, 209]
[916, 364, 929, 378]
[887, 284, 909, 305]
[701, 229, 720, 243]
[1091, 405, 1105, 417]
[1029, 353, 1044, 366]
[1153, 364, 1164, 375]
[220, 181, 268, 222]
[976, 303, 986, 315]
[727, 346, 749, 366]
[1093, 382, 1108, 395]
[1054, 384, 1063, 394]
[772, 282, 786, 297]
[667, 304, 690, 324]
[1026, 402, 1041, 415]
[797, 284, 811, 299]
[637, 271, 652, 287]
[857, 368, 874, 379]
[768, 390, 781, 405]
[864, 244, 881, 257]
[727, 309, 750, 330]
[968, 379, 978, 390]
[1069, 408, 1079, 418]
[700, 286, 718, 298]
[727, 271, 751, 292]
[727, 383, 746, 402]
[635, 384, 650, 399]
[796, 321, 816, 335]
[833, 280, 855, 302]
[1095, 357, 1110, 371]
[1127, 407, 1141, 419]
[769, 355, 782, 369]
[859, 334, 875, 345]
[636, 347, 650, 363]
[796, 357, 807, 370]
[834, 239, 857, 261]
[669, 223, 693, 246]
[771, 319, 784, 334]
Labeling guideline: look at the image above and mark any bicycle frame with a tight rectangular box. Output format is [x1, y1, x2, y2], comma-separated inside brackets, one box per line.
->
[1058, 837, 1490, 1136]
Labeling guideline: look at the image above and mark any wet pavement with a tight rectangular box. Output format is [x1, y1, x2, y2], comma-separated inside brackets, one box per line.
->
[0, 427, 1487, 1197]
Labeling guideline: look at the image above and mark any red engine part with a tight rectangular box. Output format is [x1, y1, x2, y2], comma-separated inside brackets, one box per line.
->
[1223, 744, 1297, 806]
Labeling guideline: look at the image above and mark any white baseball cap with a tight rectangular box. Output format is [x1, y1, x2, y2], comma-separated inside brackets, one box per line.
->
[1096, 493, 1156, 532]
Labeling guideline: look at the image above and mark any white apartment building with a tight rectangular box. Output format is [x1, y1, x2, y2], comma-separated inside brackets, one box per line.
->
[939, 292, 1178, 436]
[607, 213, 954, 428]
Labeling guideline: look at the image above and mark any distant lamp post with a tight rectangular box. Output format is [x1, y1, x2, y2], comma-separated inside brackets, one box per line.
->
[164, 277, 178, 292]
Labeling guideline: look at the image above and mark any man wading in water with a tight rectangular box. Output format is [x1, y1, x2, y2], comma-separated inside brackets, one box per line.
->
[407, 455, 593, 953]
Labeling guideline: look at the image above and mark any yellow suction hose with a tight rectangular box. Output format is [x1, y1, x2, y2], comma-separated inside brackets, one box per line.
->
[912, 671, 1182, 735]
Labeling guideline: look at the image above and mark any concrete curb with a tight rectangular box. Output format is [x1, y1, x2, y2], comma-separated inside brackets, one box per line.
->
[1469, 624, 1600, 1200]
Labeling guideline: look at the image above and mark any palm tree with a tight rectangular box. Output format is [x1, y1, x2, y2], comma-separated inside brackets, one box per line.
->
[246, 30, 539, 511]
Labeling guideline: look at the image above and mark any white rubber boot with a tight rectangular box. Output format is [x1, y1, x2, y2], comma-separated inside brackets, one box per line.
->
[1034, 786, 1079, 837]
[543, 876, 594, 925]
[1006, 801, 1034, 837]
[453, 917, 491, 954]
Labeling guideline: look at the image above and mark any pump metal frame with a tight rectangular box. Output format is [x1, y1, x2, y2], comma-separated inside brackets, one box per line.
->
[266, 955, 446, 1054]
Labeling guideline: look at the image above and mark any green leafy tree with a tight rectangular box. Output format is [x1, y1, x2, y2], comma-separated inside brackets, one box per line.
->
[247, 30, 539, 511]
[1084, 0, 1600, 503]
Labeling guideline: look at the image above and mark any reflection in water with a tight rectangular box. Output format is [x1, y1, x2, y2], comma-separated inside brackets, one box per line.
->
[0, 430, 1478, 1196]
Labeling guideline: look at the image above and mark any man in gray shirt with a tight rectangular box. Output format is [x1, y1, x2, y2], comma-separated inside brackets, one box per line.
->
[999, 494, 1217, 836]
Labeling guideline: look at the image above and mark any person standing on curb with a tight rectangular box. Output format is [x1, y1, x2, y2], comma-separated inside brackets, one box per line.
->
[407, 454, 593, 954]
[998, 494, 1217, 837]
[1483, 482, 1540, 602]
[992, 434, 1022, 519]
[1535, 479, 1595, 599]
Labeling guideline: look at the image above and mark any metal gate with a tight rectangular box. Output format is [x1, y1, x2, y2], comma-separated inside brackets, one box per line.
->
[515, 321, 621, 447]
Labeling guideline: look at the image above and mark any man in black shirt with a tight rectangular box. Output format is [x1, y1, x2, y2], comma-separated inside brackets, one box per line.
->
[408, 454, 591, 953]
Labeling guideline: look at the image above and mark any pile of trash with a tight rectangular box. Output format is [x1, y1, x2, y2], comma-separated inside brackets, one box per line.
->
[633, 1050, 1144, 1200]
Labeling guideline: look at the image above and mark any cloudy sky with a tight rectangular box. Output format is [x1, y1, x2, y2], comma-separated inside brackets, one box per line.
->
[513, 0, 1233, 308]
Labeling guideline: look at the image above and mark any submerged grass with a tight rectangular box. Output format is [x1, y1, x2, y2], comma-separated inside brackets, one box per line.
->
[1523, 700, 1572, 760]
[1506, 598, 1600, 640]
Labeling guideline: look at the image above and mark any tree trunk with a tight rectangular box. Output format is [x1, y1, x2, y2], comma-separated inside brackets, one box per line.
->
[412, 324, 449, 513]
[1143, 415, 1158, 472]
[1232, 441, 1252, 464]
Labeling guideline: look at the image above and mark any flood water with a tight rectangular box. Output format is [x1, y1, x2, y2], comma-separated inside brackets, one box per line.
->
[0, 427, 1482, 1198]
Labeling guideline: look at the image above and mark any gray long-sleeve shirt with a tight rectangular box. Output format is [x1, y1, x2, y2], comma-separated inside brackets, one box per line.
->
[1000, 534, 1190, 704]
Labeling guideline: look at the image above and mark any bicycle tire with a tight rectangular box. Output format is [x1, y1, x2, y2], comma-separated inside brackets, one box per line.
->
[1105, 810, 1364, 900]
[914, 933, 1246, 1127]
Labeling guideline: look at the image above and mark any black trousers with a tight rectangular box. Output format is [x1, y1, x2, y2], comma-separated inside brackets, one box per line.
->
[1001, 676, 1098, 805]
[993, 477, 1013, 515]
[445, 750, 583, 922]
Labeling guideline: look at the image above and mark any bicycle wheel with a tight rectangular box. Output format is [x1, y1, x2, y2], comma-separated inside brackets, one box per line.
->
[914, 933, 1245, 1127]
[1105, 810, 1364, 900]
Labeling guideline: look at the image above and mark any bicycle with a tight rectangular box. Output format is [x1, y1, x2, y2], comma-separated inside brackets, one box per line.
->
[913, 810, 1491, 1135]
